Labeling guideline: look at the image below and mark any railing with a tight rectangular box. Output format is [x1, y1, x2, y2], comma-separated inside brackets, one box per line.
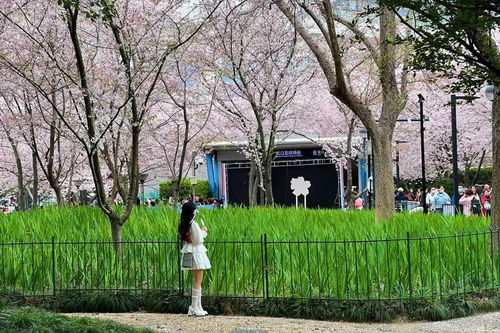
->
[395, 201, 487, 217]
[2, 231, 499, 302]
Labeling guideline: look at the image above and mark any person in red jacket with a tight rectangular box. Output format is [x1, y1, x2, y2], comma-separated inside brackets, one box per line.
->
[481, 190, 492, 217]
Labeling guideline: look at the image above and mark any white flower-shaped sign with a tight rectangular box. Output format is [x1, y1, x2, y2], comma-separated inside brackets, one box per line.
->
[291, 177, 311, 208]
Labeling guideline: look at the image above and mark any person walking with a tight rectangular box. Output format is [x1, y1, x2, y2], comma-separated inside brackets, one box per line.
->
[433, 186, 451, 214]
[178, 201, 211, 316]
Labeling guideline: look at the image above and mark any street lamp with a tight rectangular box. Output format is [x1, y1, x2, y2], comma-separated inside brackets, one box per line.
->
[418, 94, 428, 214]
[359, 128, 373, 209]
[451, 94, 480, 213]
[139, 172, 148, 205]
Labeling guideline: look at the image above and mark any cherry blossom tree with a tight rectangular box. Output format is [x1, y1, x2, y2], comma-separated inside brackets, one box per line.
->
[273, 0, 411, 221]
[0, 0, 222, 251]
[147, 43, 217, 206]
[395, 81, 492, 184]
[205, 0, 313, 206]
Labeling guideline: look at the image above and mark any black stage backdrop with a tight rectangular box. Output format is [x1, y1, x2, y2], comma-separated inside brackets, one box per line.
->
[227, 163, 341, 208]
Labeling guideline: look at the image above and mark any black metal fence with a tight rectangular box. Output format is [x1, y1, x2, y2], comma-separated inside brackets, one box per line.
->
[2, 231, 500, 301]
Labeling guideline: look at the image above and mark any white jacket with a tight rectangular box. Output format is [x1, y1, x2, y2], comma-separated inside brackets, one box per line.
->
[181, 220, 208, 254]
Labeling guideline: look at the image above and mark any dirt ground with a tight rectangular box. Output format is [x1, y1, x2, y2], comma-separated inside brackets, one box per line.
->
[68, 311, 500, 333]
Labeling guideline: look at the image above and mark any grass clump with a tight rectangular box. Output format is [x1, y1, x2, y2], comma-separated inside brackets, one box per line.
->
[0, 306, 154, 332]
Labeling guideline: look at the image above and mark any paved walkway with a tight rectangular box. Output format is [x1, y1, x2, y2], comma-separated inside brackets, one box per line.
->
[68, 311, 500, 332]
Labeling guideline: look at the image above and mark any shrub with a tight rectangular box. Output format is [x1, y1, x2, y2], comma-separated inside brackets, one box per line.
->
[0, 291, 25, 307]
[159, 179, 212, 201]
[0, 306, 154, 332]
[467, 166, 492, 185]
[56, 291, 141, 313]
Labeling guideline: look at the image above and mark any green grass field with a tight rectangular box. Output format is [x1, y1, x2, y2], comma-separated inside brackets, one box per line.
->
[0, 205, 491, 242]
[0, 206, 496, 301]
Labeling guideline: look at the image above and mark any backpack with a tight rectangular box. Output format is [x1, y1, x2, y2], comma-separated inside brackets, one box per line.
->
[471, 197, 482, 215]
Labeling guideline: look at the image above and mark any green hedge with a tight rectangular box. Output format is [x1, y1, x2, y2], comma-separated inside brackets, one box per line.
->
[159, 179, 212, 201]
[467, 166, 492, 185]
[5, 289, 500, 323]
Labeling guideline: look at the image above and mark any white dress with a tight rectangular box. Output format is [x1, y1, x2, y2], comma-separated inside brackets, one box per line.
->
[181, 220, 211, 270]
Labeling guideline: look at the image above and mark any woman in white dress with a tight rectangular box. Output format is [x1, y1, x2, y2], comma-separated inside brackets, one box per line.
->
[178, 201, 211, 316]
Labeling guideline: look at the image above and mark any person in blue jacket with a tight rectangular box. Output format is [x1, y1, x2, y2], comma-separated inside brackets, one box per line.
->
[432, 186, 451, 214]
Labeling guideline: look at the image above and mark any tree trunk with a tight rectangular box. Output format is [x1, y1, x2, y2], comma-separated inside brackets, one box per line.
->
[472, 149, 486, 186]
[32, 151, 38, 208]
[66, 158, 75, 204]
[248, 160, 257, 207]
[491, 87, 500, 231]
[464, 165, 470, 187]
[372, 132, 395, 222]
[13, 143, 26, 211]
[345, 118, 356, 208]
[110, 219, 123, 255]
[54, 186, 64, 207]
[264, 158, 274, 206]
[172, 178, 181, 207]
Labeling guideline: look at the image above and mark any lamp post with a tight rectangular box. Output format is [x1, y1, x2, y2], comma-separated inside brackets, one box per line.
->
[359, 128, 372, 209]
[418, 94, 428, 213]
[451, 94, 479, 213]
[389, 109, 430, 212]
[73, 179, 84, 205]
[139, 173, 148, 205]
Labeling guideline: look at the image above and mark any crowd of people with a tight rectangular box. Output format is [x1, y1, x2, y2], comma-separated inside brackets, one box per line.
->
[394, 184, 492, 216]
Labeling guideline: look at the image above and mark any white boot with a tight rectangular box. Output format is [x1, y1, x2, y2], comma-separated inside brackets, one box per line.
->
[188, 289, 205, 316]
[194, 288, 208, 315]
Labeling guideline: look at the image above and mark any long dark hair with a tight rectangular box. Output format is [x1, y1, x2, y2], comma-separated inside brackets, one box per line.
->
[178, 201, 196, 242]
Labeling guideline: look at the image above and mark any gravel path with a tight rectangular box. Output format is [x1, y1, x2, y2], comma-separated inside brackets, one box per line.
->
[68, 311, 500, 332]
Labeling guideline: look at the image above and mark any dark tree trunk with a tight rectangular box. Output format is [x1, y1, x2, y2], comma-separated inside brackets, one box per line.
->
[264, 158, 274, 206]
[471, 149, 486, 186]
[32, 151, 38, 208]
[172, 178, 181, 207]
[464, 165, 470, 186]
[345, 118, 356, 209]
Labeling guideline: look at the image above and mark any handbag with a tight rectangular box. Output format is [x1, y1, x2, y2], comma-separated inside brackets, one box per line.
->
[182, 252, 194, 269]
[484, 201, 491, 210]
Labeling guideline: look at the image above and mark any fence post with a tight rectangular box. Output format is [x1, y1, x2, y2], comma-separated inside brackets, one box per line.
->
[177, 239, 184, 296]
[406, 232, 412, 300]
[261, 234, 269, 300]
[51, 235, 56, 296]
